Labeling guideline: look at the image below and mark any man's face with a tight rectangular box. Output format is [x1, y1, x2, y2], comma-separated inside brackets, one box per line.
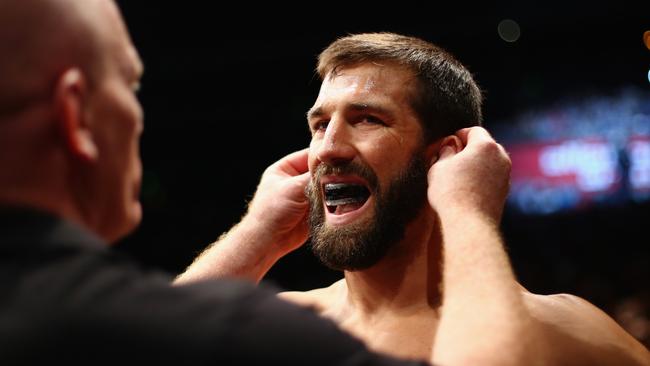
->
[84, 1, 144, 242]
[306, 63, 429, 270]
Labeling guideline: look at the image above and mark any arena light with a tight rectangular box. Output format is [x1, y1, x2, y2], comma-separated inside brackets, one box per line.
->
[498, 19, 521, 43]
[492, 88, 650, 215]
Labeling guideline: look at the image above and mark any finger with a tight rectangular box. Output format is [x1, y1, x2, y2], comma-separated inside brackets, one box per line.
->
[278, 148, 309, 175]
[433, 136, 462, 163]
[286, 172, 311, 203]
[291, 171, 311, 186]
[454, 127, 472, 145]
[456, 126, 493, 146]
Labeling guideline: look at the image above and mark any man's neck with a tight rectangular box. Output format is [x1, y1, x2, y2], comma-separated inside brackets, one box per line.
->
[0, 187, 81, 226]
[342, 209, 443, 316]
[0, 144, 86, 238]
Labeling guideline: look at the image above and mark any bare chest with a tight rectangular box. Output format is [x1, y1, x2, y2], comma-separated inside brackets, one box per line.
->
[331, 312, 439, 361]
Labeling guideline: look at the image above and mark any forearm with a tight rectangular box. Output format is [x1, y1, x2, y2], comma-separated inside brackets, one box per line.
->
[174, 150, 311, 286]
[432, 209, 538, 366]
[174, 215, 285, 285]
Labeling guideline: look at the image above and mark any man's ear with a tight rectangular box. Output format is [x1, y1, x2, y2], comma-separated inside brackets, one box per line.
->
[54, 68, 98, 162]
[439, 135, 463, 153]
[425, 135, 463, 166]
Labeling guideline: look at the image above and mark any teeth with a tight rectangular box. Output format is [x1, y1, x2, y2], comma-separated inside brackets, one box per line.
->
[324, 183, 368, 199]
[324, 183, 351, 195]
[326, 197, 358, 206]
[323, 182, 370, 215]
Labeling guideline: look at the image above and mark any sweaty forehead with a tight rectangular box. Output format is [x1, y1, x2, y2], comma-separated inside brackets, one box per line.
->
[316, 63, 416, 106]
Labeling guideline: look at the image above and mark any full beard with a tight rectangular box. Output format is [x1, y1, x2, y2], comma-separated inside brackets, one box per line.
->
[306, 152, 429, 271]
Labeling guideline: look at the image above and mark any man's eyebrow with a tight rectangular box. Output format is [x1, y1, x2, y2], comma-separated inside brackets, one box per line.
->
[306, 106, 323, 121]
[348, 102, 396, 120]
[306, 102, 396, 122]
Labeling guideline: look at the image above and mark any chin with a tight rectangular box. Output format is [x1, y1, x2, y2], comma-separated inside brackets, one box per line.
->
[105, 203, 142, 244]
[126, 201, 143, 230]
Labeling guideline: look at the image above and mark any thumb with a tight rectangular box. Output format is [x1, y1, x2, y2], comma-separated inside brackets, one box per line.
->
[293, 171, 310, 184]
[289, 172, 311, 197]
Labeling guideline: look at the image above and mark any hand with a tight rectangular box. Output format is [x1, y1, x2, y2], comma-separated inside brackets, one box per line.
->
[427, 127, 511, 223]
[244, 148, 311, 256]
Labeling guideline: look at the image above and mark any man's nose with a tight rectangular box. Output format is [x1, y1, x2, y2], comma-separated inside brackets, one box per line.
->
[315, 118, 355, 166]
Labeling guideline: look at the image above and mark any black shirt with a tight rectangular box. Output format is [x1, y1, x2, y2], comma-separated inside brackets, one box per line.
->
[0, 206, 428, 365]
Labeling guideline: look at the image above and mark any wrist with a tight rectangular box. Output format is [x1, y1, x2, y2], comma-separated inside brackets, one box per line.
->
[237, 212, 293, 261]
[435, 194, 503, 227]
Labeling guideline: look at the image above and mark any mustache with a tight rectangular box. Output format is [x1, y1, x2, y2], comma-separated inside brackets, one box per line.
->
[311, 161, 379, 191]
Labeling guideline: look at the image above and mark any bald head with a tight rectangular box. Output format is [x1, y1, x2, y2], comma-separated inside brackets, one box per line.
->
[0, 0, 144, 242]
[0, 0, 119, 118]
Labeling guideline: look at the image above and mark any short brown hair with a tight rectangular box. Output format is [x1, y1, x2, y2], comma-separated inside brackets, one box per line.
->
[317, 32, 482, 143]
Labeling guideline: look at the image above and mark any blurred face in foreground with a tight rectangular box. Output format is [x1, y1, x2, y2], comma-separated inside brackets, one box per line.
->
[80, 0, 145, 242]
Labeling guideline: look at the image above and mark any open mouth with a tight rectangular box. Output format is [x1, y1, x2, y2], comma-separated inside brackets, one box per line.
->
[323, 182, 371, 215]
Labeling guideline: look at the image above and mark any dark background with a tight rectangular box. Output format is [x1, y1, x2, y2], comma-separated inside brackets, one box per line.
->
[114, 1, 650, 346]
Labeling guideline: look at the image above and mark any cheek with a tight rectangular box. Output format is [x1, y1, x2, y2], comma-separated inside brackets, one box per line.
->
[118, 114, 143, 163]
[99, 110, 141, 175]
[360, 141, 409, 181]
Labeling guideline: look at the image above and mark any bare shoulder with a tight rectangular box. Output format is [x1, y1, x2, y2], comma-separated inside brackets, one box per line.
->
[523, 290, 650, 366]
[277, 279, 345, 315]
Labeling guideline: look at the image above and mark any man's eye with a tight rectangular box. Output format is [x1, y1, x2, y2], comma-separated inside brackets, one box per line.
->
[364, 115, 385, 125]
[312, 120, 329, 132]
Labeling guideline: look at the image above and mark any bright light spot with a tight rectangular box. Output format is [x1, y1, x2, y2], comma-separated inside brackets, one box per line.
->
[498, 19, 521, 43]
[630, 140, 650, 189]
[539, 141, 617, 192]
